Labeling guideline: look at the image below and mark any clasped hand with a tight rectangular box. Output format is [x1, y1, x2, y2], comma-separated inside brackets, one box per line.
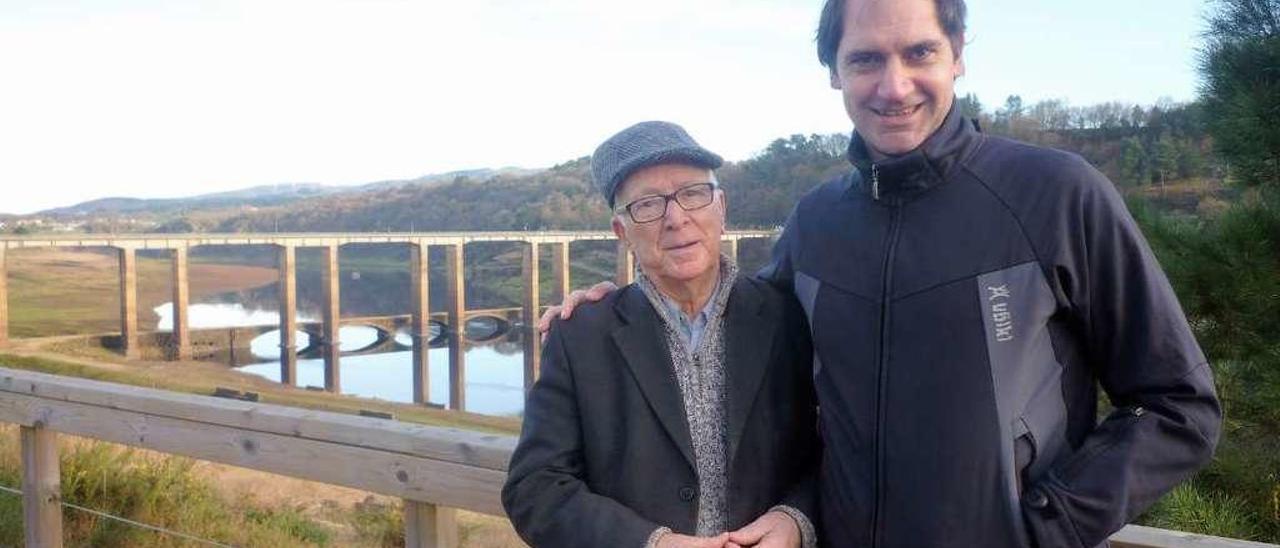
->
[655, 511, 802, 548]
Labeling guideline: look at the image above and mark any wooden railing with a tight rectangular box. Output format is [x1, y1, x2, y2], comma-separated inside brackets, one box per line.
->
[0, 366, 513, 547]
[0, 366, 1273, 548]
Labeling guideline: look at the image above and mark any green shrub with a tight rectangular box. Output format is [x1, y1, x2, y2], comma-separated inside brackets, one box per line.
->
[1134, 194, 1280, 542]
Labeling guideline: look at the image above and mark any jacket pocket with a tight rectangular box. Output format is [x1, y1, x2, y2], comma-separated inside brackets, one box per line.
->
[1013, 417, 1037, 495]
[1057, 406, 1147, 482]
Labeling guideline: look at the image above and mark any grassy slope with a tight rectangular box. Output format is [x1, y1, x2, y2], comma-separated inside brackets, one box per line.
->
[6, 248, 279, 337]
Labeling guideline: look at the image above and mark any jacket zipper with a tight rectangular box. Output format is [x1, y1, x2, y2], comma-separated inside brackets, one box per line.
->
[871, 196, 902, 548]
[871, 163, 881, 201]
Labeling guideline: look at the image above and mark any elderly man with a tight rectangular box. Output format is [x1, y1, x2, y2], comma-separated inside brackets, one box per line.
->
[547, 1, 1222, 547]
[503, 121, 819, 548]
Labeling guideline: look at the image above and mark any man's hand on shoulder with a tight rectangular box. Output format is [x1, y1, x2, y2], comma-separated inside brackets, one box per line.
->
[725, 510, 801, 548]
[536, 281, 619, 339]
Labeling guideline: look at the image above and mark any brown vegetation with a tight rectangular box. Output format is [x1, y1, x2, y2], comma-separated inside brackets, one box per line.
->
[5, 248, 278, 337]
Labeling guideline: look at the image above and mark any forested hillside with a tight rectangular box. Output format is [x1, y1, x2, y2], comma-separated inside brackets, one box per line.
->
[207, 159, 610, 233]
[123, 98, 1212, 235]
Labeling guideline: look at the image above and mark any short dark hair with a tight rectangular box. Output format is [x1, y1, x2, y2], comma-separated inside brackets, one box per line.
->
[816, 0, 967, 71]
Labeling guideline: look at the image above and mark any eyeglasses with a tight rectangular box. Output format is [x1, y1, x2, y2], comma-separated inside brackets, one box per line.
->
[615, 182, 719, 224]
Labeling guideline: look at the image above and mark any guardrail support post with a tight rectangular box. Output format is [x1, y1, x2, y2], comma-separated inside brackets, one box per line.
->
[522, 242, 541, 392]
[410, 242, 431, 405]
[0, 245, 9, 348]
[171, 247, 191, 360]
[117, 247, 139, 358]
[321, 244, 341, 393]
[551, 242, 570, 302]
[445, 243, 466, 411]
[404, 500, 457, 548]
[725, 237, 739, 264]
[278, 244, 298, 386]
[615, 240, 634, 286]
[21, 425, 63, 548]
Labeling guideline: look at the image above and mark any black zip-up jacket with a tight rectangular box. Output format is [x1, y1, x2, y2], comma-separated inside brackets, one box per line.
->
[760, 106, 1221, 548]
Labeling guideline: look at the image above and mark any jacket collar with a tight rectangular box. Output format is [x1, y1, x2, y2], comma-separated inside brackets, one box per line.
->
[845, 101, 983, 203]
[609, 276, 774, 472]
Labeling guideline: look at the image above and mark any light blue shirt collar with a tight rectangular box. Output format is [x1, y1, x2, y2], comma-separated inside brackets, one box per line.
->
[657, 276, 724, 350]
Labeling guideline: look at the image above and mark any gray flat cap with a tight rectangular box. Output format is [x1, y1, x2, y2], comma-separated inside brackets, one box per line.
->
[591, 121, 723, 208]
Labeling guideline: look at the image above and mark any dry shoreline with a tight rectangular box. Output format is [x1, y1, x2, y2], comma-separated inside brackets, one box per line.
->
[2, 248, 526, 546]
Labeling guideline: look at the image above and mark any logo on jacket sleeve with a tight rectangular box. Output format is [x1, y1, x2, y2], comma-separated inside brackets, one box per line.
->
[987, 284, 1015, 342]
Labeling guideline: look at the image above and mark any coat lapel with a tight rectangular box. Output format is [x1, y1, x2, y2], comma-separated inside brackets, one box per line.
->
[610, 287, 698, 470]
[724, 278, 776, 467]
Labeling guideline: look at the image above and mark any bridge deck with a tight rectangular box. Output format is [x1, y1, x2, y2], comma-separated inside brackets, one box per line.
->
[0, 229, 777, 250]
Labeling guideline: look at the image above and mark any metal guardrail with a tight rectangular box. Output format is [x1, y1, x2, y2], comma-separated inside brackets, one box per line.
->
[0, 366, 1273, 548]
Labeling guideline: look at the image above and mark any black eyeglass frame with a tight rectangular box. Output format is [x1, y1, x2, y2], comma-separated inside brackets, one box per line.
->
[614, 181, 720, 224]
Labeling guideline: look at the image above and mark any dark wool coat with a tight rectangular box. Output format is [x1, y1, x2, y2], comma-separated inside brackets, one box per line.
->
[502, 277, 820, 548]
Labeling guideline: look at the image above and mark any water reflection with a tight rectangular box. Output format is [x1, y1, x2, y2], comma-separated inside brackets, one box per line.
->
[236, 347, 524, 416]
[155, 301, 525, 417]
[154, 303, 319, 329]
[243, 326, 384, 356]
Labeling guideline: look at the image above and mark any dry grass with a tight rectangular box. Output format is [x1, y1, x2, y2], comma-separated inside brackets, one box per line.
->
[5, 248, 278, 338]
[0, 427, 527, 547]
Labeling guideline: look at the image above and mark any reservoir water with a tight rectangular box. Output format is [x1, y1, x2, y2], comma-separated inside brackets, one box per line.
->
[154, 302, 526, 417]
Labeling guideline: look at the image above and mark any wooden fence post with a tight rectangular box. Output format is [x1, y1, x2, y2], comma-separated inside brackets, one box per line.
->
[404, 500, 458, 548]
[21, 425, 63, 548]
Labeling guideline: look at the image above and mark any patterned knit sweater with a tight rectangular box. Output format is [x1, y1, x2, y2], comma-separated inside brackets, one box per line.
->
[635, 257, 816, 548]
[637, 258, 739, 536]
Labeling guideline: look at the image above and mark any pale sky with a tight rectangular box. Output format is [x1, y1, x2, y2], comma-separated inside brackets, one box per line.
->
[0, 0, 1208, 215]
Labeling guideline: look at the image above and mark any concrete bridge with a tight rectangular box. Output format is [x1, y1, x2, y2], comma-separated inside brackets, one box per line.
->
[0, 230, 776, 410]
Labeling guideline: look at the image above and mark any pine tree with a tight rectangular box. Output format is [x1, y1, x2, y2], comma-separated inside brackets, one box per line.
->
[1199, 0, 1280, 188]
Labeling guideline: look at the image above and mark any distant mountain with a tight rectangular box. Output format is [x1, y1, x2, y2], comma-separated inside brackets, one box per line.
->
[33, 168, 539, 218]
[35, 184, 338, 217]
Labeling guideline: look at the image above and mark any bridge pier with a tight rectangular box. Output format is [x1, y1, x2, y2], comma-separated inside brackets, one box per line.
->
[410, 242, 432, 405]
[321, 244, 342, 393]
[551, 242, 570, 302]
[445, 244, 466, 411]
[117, 247, 139, 358]
[278, 244, 298, 386]
[615, 240, 635, 286]
[522, 242, 541, 392]
[0, 246, 8, 348]
[170, 247, 191, 360]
